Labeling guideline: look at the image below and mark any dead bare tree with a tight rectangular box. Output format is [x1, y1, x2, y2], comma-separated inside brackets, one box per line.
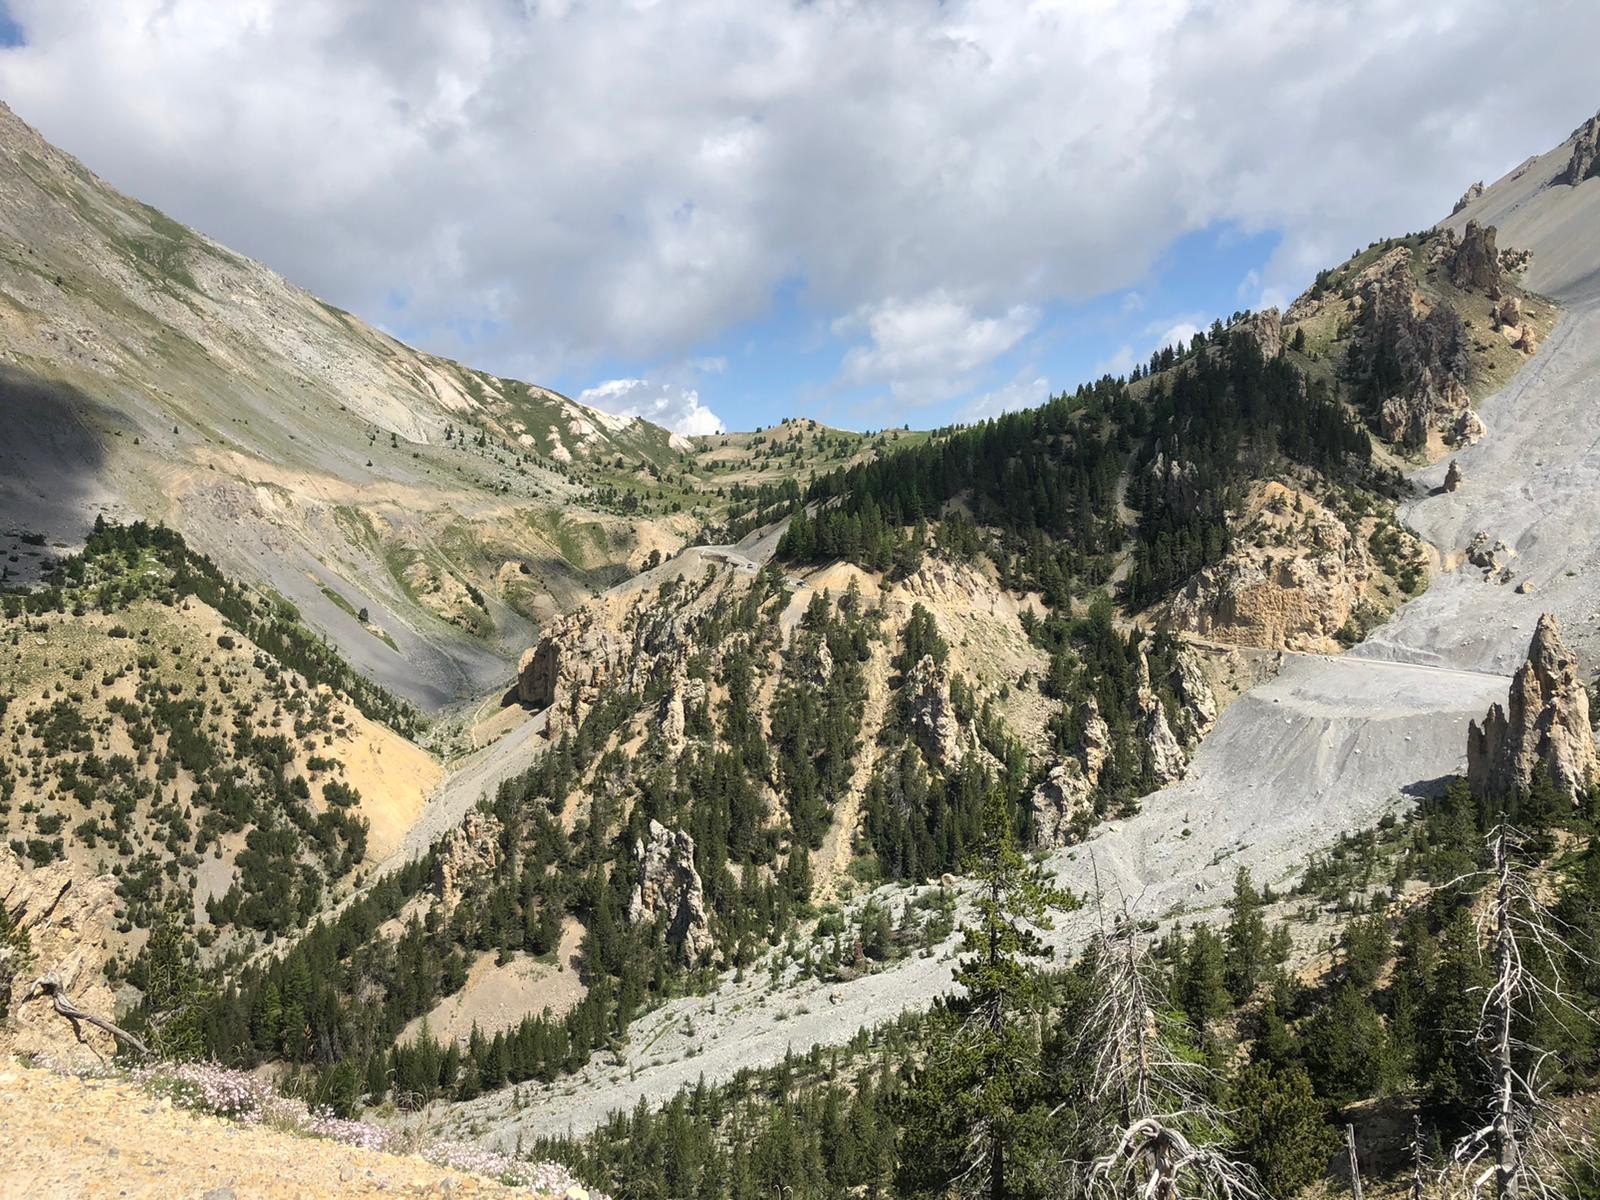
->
[1074, 884, 1262, 1200]
[1445, 824, 1596, 1200]
[21, 971, 150, 1058]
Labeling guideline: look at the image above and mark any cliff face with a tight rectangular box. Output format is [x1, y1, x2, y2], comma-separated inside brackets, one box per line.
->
[1160, 482, 1413, 653]
[1467, 613, 1598, 804]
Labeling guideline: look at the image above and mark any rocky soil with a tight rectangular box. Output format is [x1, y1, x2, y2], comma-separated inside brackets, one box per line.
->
[0, 1065, 577, 1199]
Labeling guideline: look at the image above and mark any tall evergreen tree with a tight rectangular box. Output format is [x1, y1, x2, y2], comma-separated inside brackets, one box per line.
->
[897, 791, 1074, 1199]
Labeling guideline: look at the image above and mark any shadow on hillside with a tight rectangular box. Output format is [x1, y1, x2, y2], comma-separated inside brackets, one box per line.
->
[1400, 772, 1461, 800]
[0, 364, 124, 578]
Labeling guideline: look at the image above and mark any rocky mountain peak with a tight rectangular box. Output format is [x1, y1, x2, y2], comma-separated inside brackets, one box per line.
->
[1467, 613, 1598, 805]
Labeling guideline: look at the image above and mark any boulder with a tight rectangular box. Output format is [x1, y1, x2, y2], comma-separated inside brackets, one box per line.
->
[1467, 613, 1598, 805]
[1465, 531, 1512, 572]
[629, 821, 714, 966]
[1443, 459, 1463, 492]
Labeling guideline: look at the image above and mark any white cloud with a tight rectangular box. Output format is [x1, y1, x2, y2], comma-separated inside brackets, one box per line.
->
[961, 372, 1050, 423]
[1092, 346, 1137, 379]
[579, 378, 725, 437]
[0, 0, 1596, 421]
[1153, 321, 1201, 354]
[836, 292, 1038, 403]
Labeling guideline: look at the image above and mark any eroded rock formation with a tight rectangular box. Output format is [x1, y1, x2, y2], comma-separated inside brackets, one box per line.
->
[1447, 220, 1502, 294]
[1467, 614, 1597, 805]
[628, 821, 714, 966]
[901, 654, 973, 768]
[1351, 247, 1479, 449]
[1028, 696, 1110, 847]
[434, 808, 503, 912]
[1557, 111, 1600, 187]
[518, 639, 560, 707]
[1161, 483, 1385, 652]
[1444, 459, 1463, 492]
[1029, 649, 1216, 847]
[657, 666, 709, 755]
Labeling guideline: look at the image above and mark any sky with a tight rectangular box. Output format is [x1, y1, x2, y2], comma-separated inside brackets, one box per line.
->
[0, 2, 1596, 436]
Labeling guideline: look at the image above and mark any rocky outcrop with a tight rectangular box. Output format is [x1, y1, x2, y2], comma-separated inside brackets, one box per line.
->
[657, 667, 708, 755]
[518, 638, 560, 706]
[519, 617, 629, 741]
[1030, 648, 1216, 847]
[1238, 308, 1282, 359]
[1144, 451, 1204, 521]
[628, 821, 714, 966]
[902, 653, 980, 768]
[1556, 112, 1600, 187]
[1028, 759, 1096, 849]
[1134, 649, 1189, 787]
[433, 808, 503, 912]
[1, 852, 119, 1065]
[1444, 459, 1463, 492]
[1452, 181, 1484, 213]
[1161, 484, 1383, 652]
[1028, 696, 1111, 847]
[1351, 246, 1478, 450]
[1447, 220, 1502, 294]
[1467, 614, 1597, 805]
[1168, 647, 1219, 745]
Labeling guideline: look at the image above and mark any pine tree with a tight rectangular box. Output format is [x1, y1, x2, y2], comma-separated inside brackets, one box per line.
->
[132, 905, 207, 1060]
[897, 791, 1074, 1199]
[1232, 1061, 1336, 1196]
[1224, 868, 1268, 1004]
